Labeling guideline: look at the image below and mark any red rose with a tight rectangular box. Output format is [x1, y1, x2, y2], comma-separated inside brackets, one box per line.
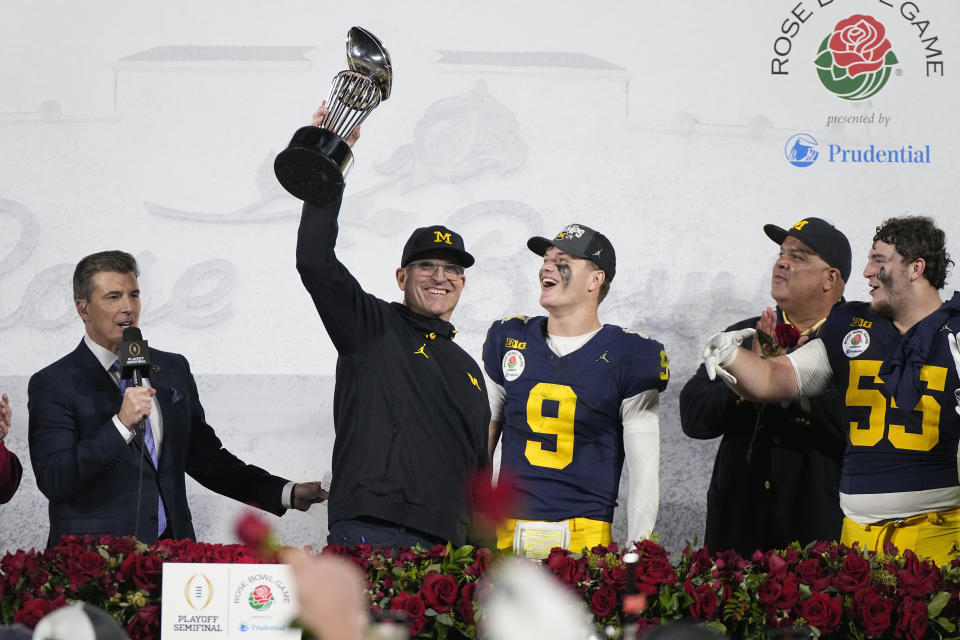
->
[390, 591, 428, 636]
[119, 552, 164, 591]
[14, 597, 56, 629]
[421, 572, 458, 613]
[758, 573, 799, 610]
[602, 564, 627, 591]
[896, 549, 941, 598]
[635, 557, 676, 586]
[63, 545, 105, 578]
[686, 547, 713, 576]
[834, 553, 871, 592]
[799, 593, 842, 634]
[235, 512, 272, 549]
[125, 604, 161, 640]
[809, 540, 840, 560]
[632, 539, 668, 559]
[796, 558, 821, 586]
[470, 470, 520, 525]
[547, 550, 585, 586]
[456, 582, 477, 625]
[465, 547, 493, 577]
[763, 551, 788, 580]
[774, 323, 801, 350]
[828, 14, 893, 78]
[853, 588, 893, 636]
[588, 584, 618, 618]
[683, 579, 717, 620]
[230, 544, 266, 564]
[895, 597, 928, 640]
[423, 544, 447, 560]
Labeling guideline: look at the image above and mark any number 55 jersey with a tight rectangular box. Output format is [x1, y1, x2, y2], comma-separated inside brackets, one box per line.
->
[482, 316, 669, 525]
[814, 293, 960, 522]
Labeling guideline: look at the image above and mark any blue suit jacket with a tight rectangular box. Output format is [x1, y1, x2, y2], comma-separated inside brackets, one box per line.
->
[28, 340, 289, 547]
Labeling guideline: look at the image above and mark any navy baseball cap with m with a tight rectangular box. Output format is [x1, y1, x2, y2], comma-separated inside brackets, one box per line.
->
[527, 223, 617, 282]
[764, 217, 851, 282]
[401, 225, 475, 268]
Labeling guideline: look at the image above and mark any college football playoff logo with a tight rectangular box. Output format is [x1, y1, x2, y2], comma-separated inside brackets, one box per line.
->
[814, 14, 898, 101]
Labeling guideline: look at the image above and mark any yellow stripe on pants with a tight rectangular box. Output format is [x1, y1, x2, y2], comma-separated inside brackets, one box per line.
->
[841, 507, 960, 567]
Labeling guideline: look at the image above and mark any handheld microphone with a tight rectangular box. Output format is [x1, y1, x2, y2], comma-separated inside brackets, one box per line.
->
[119, 326, 152, 541]
[119, 326, 151, 386]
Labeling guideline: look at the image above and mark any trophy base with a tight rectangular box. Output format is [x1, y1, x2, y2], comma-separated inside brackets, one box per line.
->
[274, 126, 354, 204]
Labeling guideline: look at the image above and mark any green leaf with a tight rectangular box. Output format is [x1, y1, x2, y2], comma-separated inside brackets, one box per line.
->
[435, 613, 453, 627]
[934, 617, 956, 633]
[831, 65, 847, 81]
[426, 608, 438, 617]
[927, 591, 951, 618]
[885, 49, 899, 65]
[798, 583, 811, 597]
[814, 50, 834, 69]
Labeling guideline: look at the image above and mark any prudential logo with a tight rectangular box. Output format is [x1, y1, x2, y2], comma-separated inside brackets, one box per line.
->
[785, 133, 819, 167]
[785, 133, 931, 167]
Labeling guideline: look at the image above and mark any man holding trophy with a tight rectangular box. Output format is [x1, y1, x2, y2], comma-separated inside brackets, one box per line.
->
[279, 28, 490, 549]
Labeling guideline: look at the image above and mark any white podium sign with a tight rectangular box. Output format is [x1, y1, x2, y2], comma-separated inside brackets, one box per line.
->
[161, 563, 302, 639]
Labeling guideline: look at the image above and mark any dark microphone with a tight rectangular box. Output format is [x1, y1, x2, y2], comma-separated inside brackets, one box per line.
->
[119, 326, 151, 387]
[120, 326, 152, 542]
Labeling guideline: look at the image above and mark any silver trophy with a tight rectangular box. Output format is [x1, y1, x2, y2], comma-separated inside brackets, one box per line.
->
[275, 26, 392, 204]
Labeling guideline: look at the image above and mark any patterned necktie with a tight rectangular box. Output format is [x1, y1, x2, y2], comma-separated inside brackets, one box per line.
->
[113, 361, 168, 537]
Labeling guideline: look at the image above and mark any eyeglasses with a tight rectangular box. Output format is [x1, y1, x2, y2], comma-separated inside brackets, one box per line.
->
[409, 260, 465, 280]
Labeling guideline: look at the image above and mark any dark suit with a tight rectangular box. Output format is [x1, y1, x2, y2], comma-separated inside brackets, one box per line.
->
[28, 340, 289, 547]
[679, 311, 845, 556]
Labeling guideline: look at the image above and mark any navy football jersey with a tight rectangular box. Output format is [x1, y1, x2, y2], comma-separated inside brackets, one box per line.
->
[482, 316, 669, 522]
[818, 296, 960, 516]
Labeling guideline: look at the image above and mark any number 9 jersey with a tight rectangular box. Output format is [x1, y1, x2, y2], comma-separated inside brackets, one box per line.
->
[482, 316, 669, 523]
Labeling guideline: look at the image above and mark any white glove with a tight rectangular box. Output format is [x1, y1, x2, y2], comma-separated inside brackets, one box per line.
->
[701, 328, 756, 384]
[947, 331, 960, 416]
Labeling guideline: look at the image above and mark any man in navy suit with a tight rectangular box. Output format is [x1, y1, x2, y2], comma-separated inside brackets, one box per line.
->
[28, 250, 325, 546]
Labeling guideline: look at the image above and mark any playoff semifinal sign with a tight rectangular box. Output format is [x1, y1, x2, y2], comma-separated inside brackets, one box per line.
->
[160, 563, 301, 639]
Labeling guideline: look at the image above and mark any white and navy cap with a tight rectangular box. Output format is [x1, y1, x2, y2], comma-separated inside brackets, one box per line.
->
[527, 223, 616, 282]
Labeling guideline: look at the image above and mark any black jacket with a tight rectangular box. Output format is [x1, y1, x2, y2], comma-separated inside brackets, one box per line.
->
[679, 311, 845, 556]
[296, 196, 490, 546]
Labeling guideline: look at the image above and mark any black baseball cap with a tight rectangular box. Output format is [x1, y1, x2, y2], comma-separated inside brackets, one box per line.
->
[764, 217, 851, 282]
[527, 223, 616, 282]
[401, 225, 475, 268]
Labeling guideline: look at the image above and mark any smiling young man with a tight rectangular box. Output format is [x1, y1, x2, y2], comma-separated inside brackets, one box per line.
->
[702, 216, 960, 566]
[483, 224, 669, 556]
[27, 251, 325, 547]
[680, 217, 849, 556]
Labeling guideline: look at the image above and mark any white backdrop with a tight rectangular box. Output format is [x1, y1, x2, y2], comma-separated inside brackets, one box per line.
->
[1, 0, 958, 554]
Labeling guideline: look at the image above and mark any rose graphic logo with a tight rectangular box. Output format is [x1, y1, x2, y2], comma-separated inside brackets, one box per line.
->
[852, 334, 862, 345]
[248, 584, 274, 611]
[814, 14, 898, 101]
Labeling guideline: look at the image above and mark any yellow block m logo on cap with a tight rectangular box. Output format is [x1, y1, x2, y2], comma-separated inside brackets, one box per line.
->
[433, 231, 452, 245]
[791, 220, 810, 231]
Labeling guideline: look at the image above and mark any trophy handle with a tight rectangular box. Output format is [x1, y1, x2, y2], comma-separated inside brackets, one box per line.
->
[274, 126, 354, 204]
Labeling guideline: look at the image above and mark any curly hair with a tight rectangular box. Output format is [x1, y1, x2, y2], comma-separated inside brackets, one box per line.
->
[873, 216, 953, 290]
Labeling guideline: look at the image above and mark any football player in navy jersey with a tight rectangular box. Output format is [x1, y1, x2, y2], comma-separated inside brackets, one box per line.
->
[483, 224, 669, 556]
[701, 216, 960, 566]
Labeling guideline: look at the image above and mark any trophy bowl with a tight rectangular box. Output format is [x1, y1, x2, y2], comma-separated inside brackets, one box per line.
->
[275, 26, 392, 205]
